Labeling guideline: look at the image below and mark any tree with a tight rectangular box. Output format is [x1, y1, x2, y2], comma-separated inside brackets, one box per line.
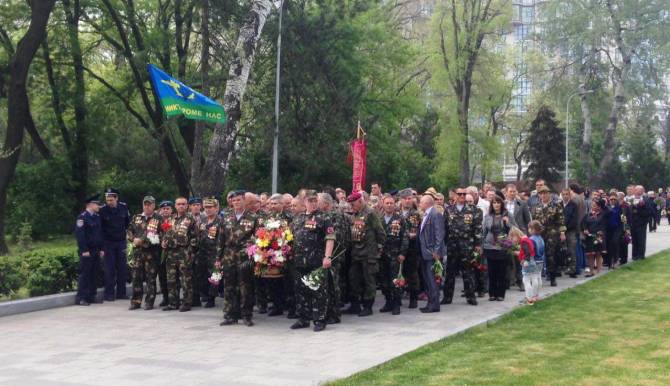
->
[523, 106, 564, 184]
[0, 0, 55, 254]
[432, 0, 509, 185]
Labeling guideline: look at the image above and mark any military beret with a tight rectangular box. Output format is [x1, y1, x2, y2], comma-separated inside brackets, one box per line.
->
[304, 189, 318, 200]
[159, 200, 173, 208]
[389, 189, 399, 196]
[85, 194, 101, 205]
[346, 192, 362, 202]
[229, 190, 246, 198]
[104, 187, 119, 196]
[537, 186, 551, 194]
[188, 197, 202, 205]
[203, 197, 218, 207]
[397, 188, 413, 198]
[143, 195, 156, 204]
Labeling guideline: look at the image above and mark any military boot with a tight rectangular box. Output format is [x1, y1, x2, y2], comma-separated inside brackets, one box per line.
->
[391, 297, 401, 315]
[343, 300, 361, 315]
[358, 300, 373, 317]
[379, 297, 393, 313]
[409, 290, 418, 308]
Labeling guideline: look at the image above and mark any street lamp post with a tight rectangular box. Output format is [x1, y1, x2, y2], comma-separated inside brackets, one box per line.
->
[271, 0, 284, 194]
[565, 89, 594, 188]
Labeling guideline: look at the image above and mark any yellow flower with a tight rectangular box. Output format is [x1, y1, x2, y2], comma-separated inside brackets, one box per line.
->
[284, 230, 293, 242]
[257, 238, 270, 248]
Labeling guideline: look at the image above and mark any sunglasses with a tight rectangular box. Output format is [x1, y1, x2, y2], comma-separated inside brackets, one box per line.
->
[457, 193, 467, 196]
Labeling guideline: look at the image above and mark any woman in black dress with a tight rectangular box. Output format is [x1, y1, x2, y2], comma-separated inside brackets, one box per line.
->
[581, 198, 609, 277]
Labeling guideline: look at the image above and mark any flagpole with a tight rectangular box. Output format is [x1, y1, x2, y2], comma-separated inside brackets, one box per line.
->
[271, 0, 284, 194]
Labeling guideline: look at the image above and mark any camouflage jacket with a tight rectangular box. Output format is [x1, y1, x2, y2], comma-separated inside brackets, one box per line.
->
[218, 210, 257, 265]
[127, 212, 163, 251]
[327, 209, 351, 250]
[196, 216, 221, 261]
[532, 201, 567, 235]
[162, 213, 197, 250]
[401, 208, 422, 251]
[291, 210, 336, 269]
[350, 206, 386, 261]
[445, 204, 482, 249]
[381, 212, 409, 259]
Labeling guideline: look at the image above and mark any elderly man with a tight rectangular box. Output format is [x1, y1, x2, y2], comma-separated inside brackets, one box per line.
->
[531, 186, 566, 286]
[290, 197, 305, 216]
[466, 186, 489, 218]
[344, 192, 386, 317]
[418, 194, 445, 313]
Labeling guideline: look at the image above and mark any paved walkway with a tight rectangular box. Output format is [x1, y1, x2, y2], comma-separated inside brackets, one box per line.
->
[2, 225, 669, 386]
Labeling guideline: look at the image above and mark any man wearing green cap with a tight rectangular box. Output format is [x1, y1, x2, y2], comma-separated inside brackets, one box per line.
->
[128, 196, 163, 310]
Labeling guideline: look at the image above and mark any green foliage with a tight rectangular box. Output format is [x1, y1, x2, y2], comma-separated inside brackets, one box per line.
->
[0, 245, 78, 298]
[622, 124, 669, 190]
[16, 222, 33, 250]
[523, 106, 565, 184]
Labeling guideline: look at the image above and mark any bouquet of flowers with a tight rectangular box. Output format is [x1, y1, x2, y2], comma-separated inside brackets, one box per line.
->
[392, 262, 407, 288]
[470, 250, 487, 272]
[432, 260, 444, 286]
[499, 236, 519, 258]
[246, 219, 293, 277]
[301, 245, 346, 291]
[209, 260, 223, 286]
[623, 230, 632, 245]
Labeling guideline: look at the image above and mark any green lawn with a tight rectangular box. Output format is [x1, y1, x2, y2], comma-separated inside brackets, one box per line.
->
[331, 250, 670, 386]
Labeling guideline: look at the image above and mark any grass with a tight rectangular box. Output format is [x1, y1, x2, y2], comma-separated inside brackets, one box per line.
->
[330, 250, 670, 386]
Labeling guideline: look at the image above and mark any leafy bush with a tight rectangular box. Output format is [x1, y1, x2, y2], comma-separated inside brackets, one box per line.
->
[0, 255, 24, 297]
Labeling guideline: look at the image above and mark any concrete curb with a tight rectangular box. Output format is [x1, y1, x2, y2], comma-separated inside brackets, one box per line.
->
[0, 284, 132, 317]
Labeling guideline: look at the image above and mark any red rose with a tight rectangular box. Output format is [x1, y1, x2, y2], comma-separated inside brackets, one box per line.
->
[161, 220, 172, 232]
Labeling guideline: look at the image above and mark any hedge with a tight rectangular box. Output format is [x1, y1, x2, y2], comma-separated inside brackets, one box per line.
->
[0, 246, 80, 298]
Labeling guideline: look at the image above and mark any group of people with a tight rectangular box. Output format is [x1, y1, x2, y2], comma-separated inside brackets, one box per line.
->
[73, 180, 660, 331]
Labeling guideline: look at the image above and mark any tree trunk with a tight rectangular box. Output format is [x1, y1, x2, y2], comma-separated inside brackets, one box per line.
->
[190, 0, 210, 194]
[194, 0, 273, 196]
[579, 82, 594, 185]
[64, 0, 88, 208]
[0, 0, 55, 254]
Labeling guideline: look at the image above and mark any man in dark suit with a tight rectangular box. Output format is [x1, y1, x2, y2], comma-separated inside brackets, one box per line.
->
[504, 184, 531, 290]
[418, 194, 445, 313]
[631, 185, 650, 260]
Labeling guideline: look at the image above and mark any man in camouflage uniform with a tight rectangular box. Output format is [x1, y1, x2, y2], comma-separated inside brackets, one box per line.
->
[128, 196, 163, 310]
[261, 194, 292, 317]
[290, 190, 336, 332]
[188, 197, 206, 307]
[379, 194, 409, 315]
[157, 201, 174, 307]
[194, 198, 221, 308]
[344, 192, 386, 317]
[161, 197, 197, 312]
[217, 190, 257, 327]
[443, 187, 482, 306]
[398, 189, 421, 308]
[318, 192, 350, 324]
[247, 192, 270, 314]
[532, 185, 567, 286]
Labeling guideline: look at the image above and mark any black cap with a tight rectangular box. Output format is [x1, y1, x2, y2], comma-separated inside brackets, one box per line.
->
[105, 188, 120, 196]
[495, 190, 505, 201]
[229, 190, 246, 198]
[85, 194, 101, 205]
[188, 197, 202, 205]
[389, 189, 399, 196]
[159, 200, 173, 208]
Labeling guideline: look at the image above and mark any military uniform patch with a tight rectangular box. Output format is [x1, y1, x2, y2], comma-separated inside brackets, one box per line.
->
[76, 219, 84, 227]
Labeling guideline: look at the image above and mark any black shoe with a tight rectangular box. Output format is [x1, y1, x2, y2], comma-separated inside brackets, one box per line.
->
[343, 303, 361, 315]
[204, 300, 215, 308]
[408, 299, 418, 309]
[313, 321, 327, 332]
[358, 307, 373, 317]
[326, 317, 341, 325]
[555, 272, 562, 278]
[477, 292, 485, 298]
[391, 306, 401, 315]
[290, 320, 310, 329]
[467, 299, 478, 306]
[89, 297, 103, 304]
[76, 300, 90, 306]
[220, 318, 238, 326]
[162, 305, 177, 311]
[179, 305, 191, 312]
[550, 278, 557, 287]
[129, 303, 141, 310]
[268, 308, 283, 317]
[496, 297, 504, 301]
[379, 302, 393, 313]
[286, 311, 298, 319]
[569, 273, 578, 278]
[159, 299, 168, 307]
[258, 306, 267, 314]
[440, 298, 452, 305]
[420, 307, 439, 313]
[192, 301, 202, 307]
[243, 317, 254, 327]
[104, 296, 115, 302]
[144, 304, 154, 310]
[489, 297, 496, 301]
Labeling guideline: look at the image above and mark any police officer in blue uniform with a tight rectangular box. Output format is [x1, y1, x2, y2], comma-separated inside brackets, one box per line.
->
[75, 194, 104, 306]
[99, 188, 131, 301]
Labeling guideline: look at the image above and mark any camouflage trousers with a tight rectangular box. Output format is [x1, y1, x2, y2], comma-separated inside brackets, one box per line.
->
[327, 258, 342, 320]
[543, 232, 561, 278]
[222, 261, 254, 320]
[349, 258, 379, 303]
[380, 254, 402, 305]
[194, 253, 217, 302]
[130, 248, 159, 306]
[443, 247, 476, 302]
[402, 248, 420, 293]
[165, 247, 193, 308]
[295, 266, 329, 322]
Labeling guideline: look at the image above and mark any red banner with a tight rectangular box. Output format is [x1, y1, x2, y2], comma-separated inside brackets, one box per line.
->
[351, 139, 367, 194]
